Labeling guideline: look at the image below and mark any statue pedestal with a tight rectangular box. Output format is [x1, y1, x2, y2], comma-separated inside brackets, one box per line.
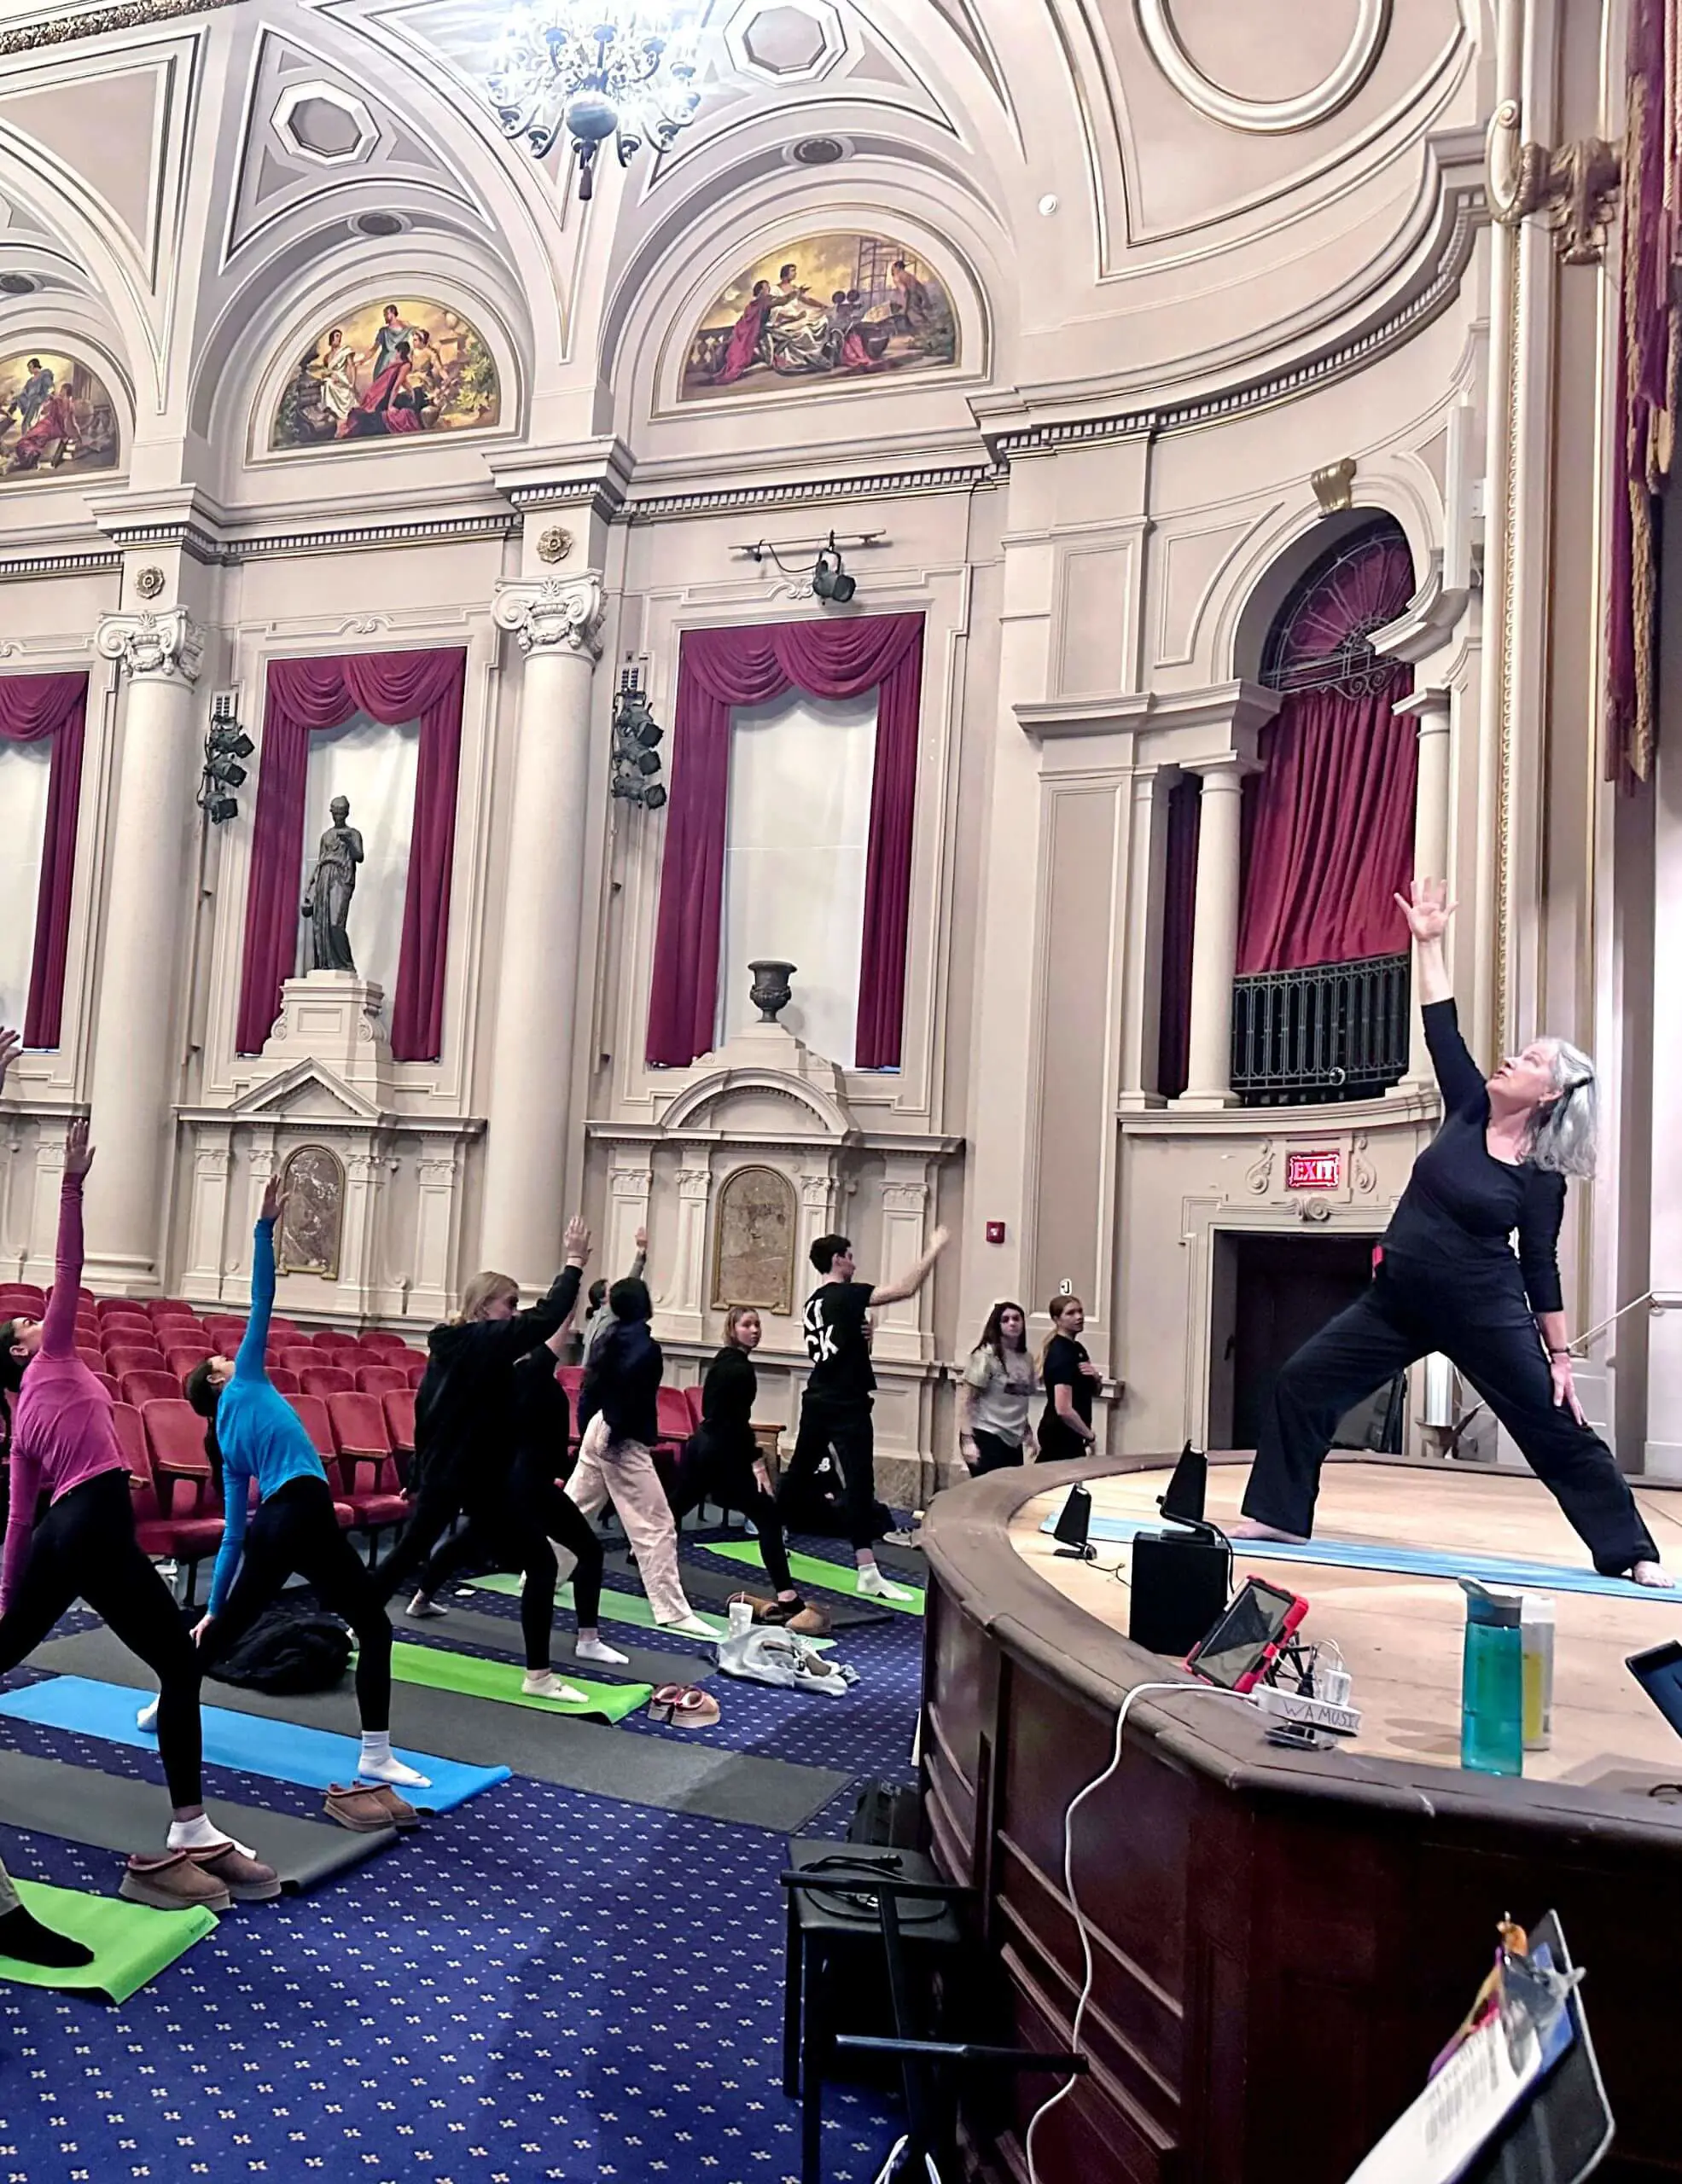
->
[259, 973, 393, 1101]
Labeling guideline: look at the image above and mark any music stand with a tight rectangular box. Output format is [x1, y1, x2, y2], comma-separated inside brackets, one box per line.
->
[1461, 1912, 1613, 2184]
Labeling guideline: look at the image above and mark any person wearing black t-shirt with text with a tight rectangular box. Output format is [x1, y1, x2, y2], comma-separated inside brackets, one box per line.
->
[1236, 878, 1668, 1586]
[1036, 1296, 1102, 1462]
[783, 1227, 949, 1601]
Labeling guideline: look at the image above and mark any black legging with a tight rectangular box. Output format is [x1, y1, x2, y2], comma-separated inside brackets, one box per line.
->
[0, 1467, 202, 1808]
[781, 1396, 876, 1552]
[414, 1452, 604, 1672]
[968, 1430, 1025, 1477]
[1242, 1275, 1661, 1576]
[673, 1426, 796, 1594]
[197, 1474, 394, 1730]
[372, 1453, 469, 1607]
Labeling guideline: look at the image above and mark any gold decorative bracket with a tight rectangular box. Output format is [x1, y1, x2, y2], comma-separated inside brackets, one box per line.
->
[1487, 98, 1621, 265]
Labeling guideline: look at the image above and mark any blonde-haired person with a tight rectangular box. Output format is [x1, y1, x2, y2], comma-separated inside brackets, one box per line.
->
[374, 1217, 591, 1611]
[1035, 1296, 1102, 1464]
[1236, 879, 1668, 1587]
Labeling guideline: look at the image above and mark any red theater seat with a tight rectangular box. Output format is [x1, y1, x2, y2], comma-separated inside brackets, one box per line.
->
[267, 1366, 300, 1396]
[327, 1392, 407, 1540]
[355, 1365, 407, 1397]
[684, 1384, 706, 1432]
[288, 1393, 337, 1463]
[122, 1369, 182, 1409]
[300, 1365, 354, 1397]
[77, 1347, 105, 1374]
[166, 1345, 212, 1376]
[312, 1329, 357, 1352]
[94, 1370, 121, 1403]
[106, 1345, 166, 1378]
[141, 1399, 215, 1519]
[279, 1345, 319, 1374]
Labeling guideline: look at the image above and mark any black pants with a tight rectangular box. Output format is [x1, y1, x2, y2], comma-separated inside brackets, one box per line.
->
[372, 1456, 467, 1606]
[198, 1475, 393, 1731]
[1242, 1278, 1660, 1576]
[781, 1396, 876, 1552]
[969, 1430, 1025, 1478]
[672, 1426, 797, 1594]
[0, 1468, 202, 1808]
[416, 1452, 603, 1672]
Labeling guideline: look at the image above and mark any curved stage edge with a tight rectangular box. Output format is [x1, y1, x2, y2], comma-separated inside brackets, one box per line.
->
[919, 1455, 1682, 2184]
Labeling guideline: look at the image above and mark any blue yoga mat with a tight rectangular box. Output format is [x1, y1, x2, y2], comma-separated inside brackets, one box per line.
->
[0, 1678, 509, 1811]
[1045, 1513, 1672, 1601]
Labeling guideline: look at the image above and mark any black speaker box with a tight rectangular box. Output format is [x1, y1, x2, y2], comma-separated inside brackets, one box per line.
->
[1128, 1527, 1231, 1658]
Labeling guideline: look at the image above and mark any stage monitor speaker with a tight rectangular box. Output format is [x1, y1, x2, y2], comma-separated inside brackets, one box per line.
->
[1159, 1441, 1207, 1525]
[1052, 1483, 1096, 1560]
[1129, 1527, 1231, 1658]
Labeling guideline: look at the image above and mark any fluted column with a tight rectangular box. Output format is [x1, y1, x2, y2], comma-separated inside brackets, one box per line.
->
[1178, 757, 1254, 1108]
[478, 573, 606, 1285]
[84, 608, 205, 1290]
[1395, 685, 1453, 1092]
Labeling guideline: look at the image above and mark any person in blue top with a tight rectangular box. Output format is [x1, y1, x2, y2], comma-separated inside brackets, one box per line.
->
[148, 1177, 428, 1793]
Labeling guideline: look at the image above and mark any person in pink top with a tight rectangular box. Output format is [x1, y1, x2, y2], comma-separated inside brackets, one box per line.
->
[0, 1110, 276, 1914]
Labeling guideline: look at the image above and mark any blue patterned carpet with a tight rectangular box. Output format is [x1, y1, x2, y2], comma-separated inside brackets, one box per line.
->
[0, 1525, 923, 2184]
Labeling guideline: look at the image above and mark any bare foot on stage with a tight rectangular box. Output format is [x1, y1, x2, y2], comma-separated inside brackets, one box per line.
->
[1229, 1519, 1310, 1545]
[1630, 1560, 1674, 1589]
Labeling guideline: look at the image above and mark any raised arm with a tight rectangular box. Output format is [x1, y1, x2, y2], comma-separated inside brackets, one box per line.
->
[40, 1119, 93, 1360]
[235, 1177, 286, 1382]
[870, 1226, 952, 1310]
[1394, 880, 1486, 1111]
[493, 1217, 591, 1361]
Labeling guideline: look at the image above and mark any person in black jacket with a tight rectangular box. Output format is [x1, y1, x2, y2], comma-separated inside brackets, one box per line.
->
[373, 1218, 591, 1611]
[566, 1278, 711, 1635]
[1237, 880, 1668, 1585]
[671, 1308, 815, 1629]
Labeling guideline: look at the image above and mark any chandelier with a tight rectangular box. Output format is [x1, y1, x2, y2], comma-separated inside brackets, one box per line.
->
[487, 3, 702, 200]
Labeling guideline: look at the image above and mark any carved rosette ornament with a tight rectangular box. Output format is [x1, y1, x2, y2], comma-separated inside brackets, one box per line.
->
[95, 606, 205, 685]
[492, 574, 606, 659]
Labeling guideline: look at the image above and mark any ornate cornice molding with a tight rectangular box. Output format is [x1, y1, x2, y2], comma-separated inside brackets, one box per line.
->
[95, 605, 203, 684]
[0, 0, 239, 56]
[492, 573, 606, 659]
[0, 547, 124, 583]
[627, 461, 1001, 522]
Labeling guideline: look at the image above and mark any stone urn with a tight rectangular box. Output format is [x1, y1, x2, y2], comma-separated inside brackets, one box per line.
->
[748, 959, 796, 1024]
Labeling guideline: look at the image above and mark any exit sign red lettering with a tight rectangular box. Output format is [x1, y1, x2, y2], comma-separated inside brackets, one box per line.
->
[1285, 1150, 1341, 1191]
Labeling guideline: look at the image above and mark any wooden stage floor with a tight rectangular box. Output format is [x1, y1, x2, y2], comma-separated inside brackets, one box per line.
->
[1009, 1456, 1682, 1788]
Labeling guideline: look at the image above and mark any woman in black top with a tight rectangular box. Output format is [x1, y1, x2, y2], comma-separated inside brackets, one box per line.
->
[671, 1308, 811, 1625]
[1237, 880, 1667, 1585]
[1037, 1297, 1101, 1461]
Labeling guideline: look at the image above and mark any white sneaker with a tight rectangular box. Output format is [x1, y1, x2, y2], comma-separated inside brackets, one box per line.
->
[136, 1695, 160, 1732]
[574, 1635, 630, 1665]
[857, 1565, 915, 1603]
[407, 1591, 449, 1618]
[521, 1670, 587, 1704]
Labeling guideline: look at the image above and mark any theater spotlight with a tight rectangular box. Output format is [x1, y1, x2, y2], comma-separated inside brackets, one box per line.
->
[199, 699, 253, 825]
[811, 531, 856, 604]
[610, 668, 667, 810]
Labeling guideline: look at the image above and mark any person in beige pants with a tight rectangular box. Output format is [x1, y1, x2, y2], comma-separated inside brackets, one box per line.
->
[565, 1278, 713, 1638]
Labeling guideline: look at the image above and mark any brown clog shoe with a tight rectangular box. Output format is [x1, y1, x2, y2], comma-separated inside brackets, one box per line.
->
[325, 1783, 398, 1833]
[120, 1850, 231, 1914]
[189, 1844, 282, 1903]
[358, 1783, 421, 1831]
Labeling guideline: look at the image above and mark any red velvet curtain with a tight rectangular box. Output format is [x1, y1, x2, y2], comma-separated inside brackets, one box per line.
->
[1607, 0, 1672, 783]
[0, 671, 88, 1048]
[236, 648, 467, 1060]
[1237, 666, 1417, 973]
[645, 613, 925, 1069]
[1155, 775, 1201, 1098]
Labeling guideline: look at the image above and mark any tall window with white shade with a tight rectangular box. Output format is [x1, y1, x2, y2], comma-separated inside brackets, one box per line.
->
[297, 712, 420, 1004]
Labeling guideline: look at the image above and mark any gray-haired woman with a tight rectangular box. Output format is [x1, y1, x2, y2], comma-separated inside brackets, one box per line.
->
[1236, 878, 1669, 1587]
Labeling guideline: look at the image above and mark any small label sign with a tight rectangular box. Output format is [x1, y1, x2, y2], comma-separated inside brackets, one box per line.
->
[1285, 1150, 1342, 1192]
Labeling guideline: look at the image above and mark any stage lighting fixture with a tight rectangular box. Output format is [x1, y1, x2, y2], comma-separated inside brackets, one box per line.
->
[610, 670, 668, 809]
[199, 702, 252, 825]
[205, 793, 239, 825]
[811, 531, 857, 604]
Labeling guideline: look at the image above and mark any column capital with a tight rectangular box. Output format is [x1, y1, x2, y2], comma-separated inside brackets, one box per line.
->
[1394, 685, 1453, 732]
[95, 606, 204, 686]
[1182, 750, 1262, 786]
[492, 573, 606, 660]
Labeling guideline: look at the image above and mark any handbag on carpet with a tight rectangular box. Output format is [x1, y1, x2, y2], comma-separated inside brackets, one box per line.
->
[715, 1624, 858, 1697]
[204, 1600, 353, 1694]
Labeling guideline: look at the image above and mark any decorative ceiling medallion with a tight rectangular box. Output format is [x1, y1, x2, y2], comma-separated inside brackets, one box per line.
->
[1135, 0, 1390, 135]
[724, 0, 847, 86]
[272, 78, 377, 168]
[536, 525, 573, 563]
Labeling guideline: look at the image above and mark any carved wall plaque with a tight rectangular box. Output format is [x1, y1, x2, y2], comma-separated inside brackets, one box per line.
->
[277, 1143, 346, 1279]
[710, 1164, 796, 1314]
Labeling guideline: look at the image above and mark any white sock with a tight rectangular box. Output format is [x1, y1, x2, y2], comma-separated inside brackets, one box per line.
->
[168, 1813, 255, 1859]
[407, 1590, 449, 1618]
[857, 1565, 915, 1601]
[521, 1669, 588, 1703]
[657, 1613, 715, 1638]
[574, 1635, 630, 1664]
[358, 1733, 430, 1789]
[136, 1694, 160, 1732]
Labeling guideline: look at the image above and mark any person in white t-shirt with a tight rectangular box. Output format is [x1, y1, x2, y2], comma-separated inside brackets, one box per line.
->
[958, 1301, 1037, 1475]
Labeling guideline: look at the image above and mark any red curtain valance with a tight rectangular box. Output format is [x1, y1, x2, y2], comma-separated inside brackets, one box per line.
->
[0, 671, 88, 1048]
[646, 614, 925, 1070]
[236, 648, 467, 1060]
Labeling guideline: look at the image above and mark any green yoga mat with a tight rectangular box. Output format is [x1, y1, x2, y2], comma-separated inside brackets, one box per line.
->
[464, 1572, 835, 1649]
[705, 1542, 926, 1615]
[0, 1880, 217, 2003]
[389, 1641, 651, 1722]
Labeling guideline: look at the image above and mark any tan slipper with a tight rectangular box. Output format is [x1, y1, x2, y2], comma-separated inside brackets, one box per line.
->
[120, 1849, 231, 1913]
[189, 1843, 282, 1903]
[360, 1784, 422, 1831]
[325, 1782, 399, 1833]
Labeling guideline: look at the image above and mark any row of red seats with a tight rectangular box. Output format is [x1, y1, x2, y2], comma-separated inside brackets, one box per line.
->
[84, 1362, 424, 1412]
[118, 1387, 417, 1605]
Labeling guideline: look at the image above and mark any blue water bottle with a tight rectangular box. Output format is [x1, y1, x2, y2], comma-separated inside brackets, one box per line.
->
[1459, 1580, 1524, 1776]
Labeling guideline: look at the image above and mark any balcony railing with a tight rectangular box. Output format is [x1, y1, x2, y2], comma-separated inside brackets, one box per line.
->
[1231, 951, 1410, 1106]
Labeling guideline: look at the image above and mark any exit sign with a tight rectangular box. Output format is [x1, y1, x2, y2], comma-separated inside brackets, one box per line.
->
[1285, 1150, 1342, 1191]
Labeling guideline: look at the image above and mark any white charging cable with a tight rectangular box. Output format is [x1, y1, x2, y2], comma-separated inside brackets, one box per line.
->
[1022, 1680, 1253, 2184]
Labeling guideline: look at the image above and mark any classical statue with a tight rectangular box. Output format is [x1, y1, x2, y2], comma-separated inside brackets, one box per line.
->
[302, 795, 364, 973]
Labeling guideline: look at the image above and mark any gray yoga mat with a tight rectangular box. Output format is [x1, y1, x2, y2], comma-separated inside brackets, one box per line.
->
[393, 1603, 714, 1689]
[26, 1630, 851, 1834]
[607, 1549, 893, 1629]
[0, 1746, 396, 1891]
